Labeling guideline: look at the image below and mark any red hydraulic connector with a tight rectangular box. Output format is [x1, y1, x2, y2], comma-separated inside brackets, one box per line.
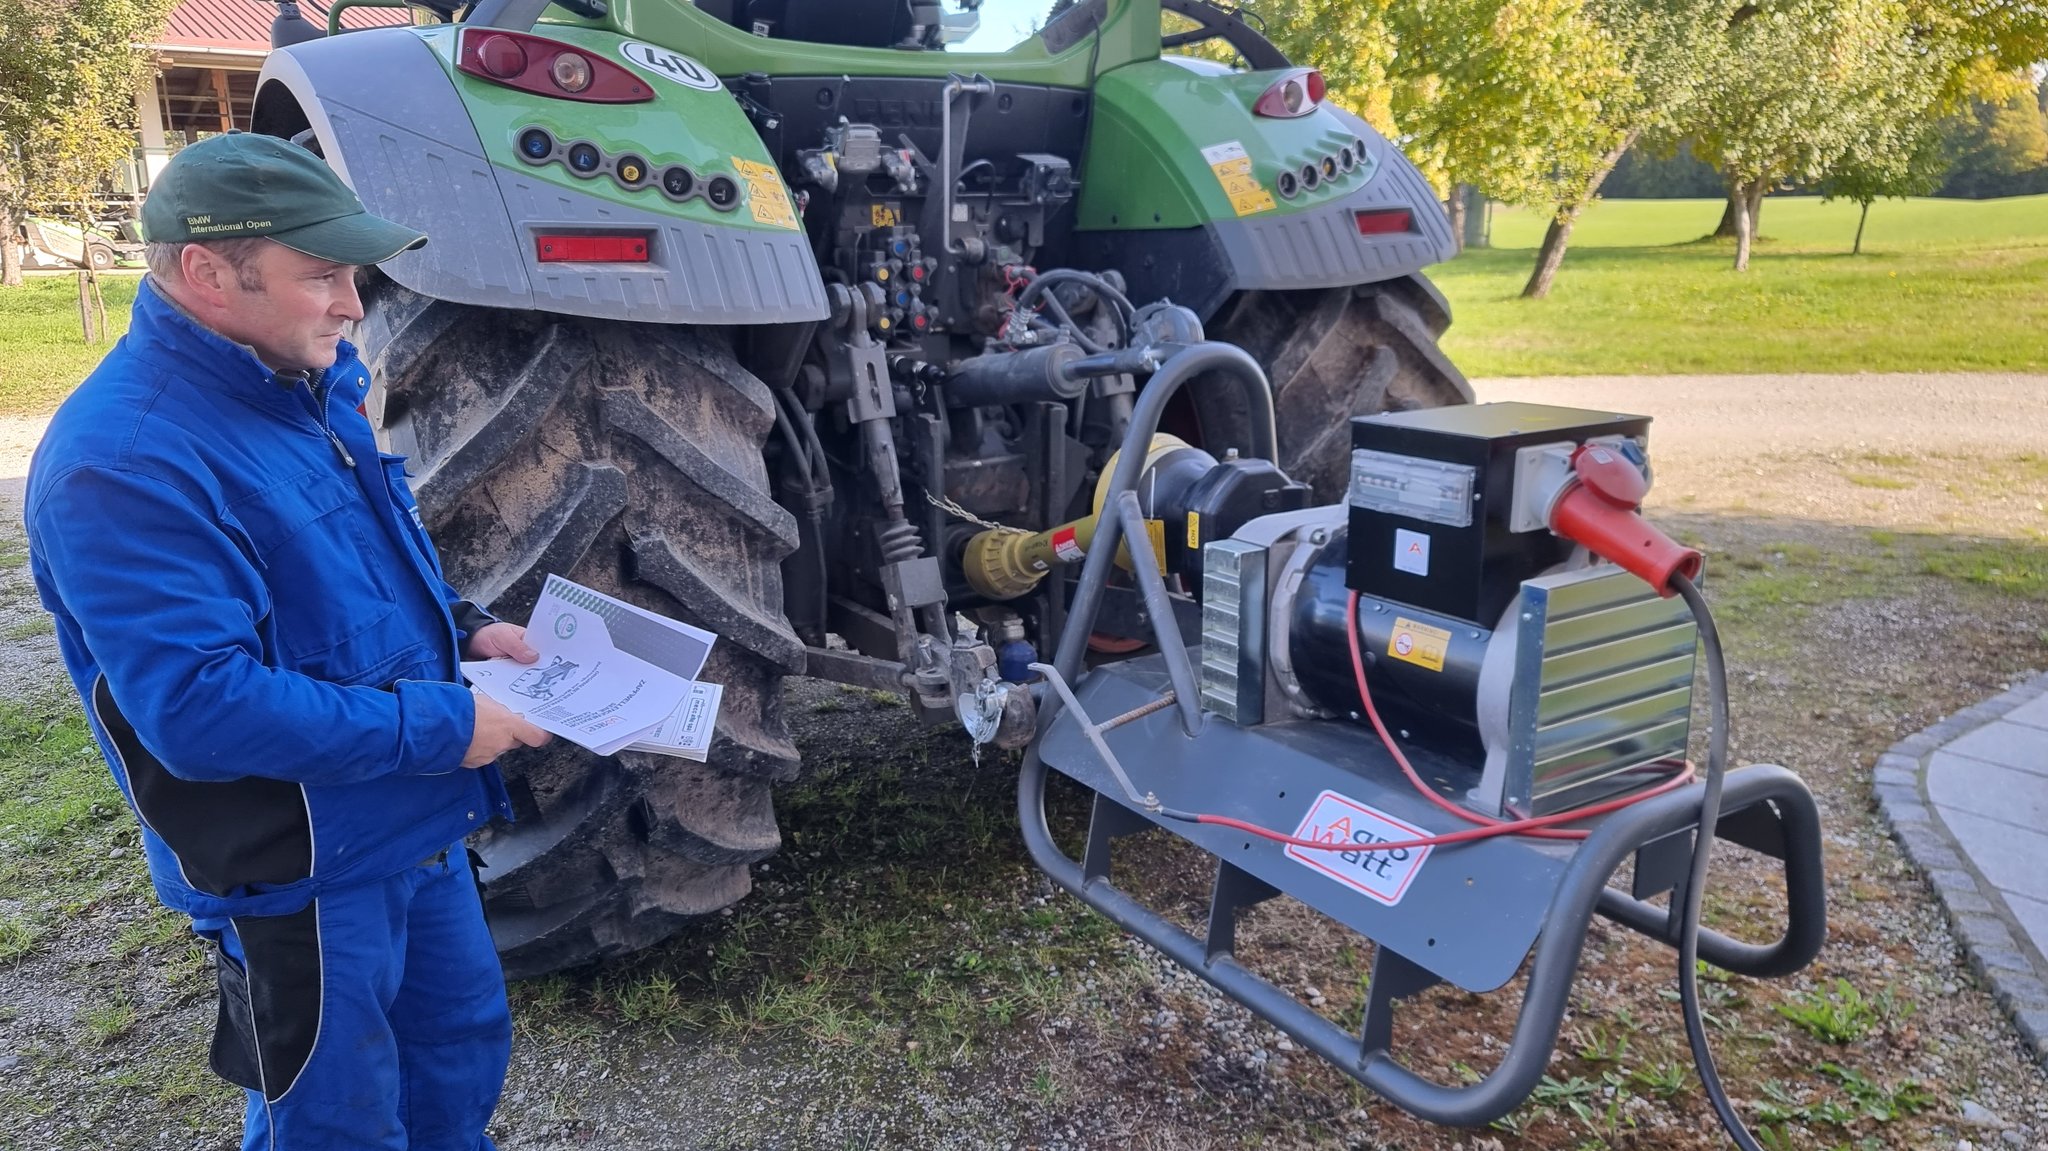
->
[1547, 442, 1703, 595]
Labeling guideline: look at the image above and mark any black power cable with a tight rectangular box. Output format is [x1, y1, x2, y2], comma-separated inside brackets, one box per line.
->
[1671, 572, 1766, 1151]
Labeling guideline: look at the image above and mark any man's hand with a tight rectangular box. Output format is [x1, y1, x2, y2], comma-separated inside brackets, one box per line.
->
[467, 622, 539, 663]
[463, 691, 551, 769]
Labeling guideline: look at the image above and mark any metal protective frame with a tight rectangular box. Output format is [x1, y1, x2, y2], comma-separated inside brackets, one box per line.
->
[1014, 341, 1826, 1126]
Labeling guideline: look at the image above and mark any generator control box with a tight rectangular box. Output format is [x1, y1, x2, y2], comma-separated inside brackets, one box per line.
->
[1345, 402, 1652, 627]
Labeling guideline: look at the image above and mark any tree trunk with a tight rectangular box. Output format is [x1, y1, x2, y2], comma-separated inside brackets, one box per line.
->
[1710, 182, 1767, 240]
[1445, 186, 1468, 255]
[1853, 201, 1870, 255]
[1712, 197, 1739, 239]
[75, 209, 107, 342]
[1460, 185, 1489, 250]
[1745, 180, 1766, 240]
[77, 271, 100, 341]
[0, 207, 22, 288]
[1521, 135, 1632, 299]
[1731, 186, 1752, 271]
[1521, 214, 1579, 299]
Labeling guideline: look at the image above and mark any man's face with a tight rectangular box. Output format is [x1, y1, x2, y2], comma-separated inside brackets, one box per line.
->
[205, 242, 364, 376]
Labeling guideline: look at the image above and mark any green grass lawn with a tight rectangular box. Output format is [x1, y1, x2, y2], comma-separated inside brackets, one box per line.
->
[1434, 195, 2048, 377]
[0, 276, 140, 418]
[0, 196, 2043, 419]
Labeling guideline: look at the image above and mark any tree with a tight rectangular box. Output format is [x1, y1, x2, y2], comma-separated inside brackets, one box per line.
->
[1819, 94, 1950, 253]
[1242, 0, 1632, 249]
[0, 0, 173, 291]
[1383, 0, 1629, 215]
[1521, 0, 1727, 298]
[1938, 87, 2048, 198]
[1822, 125, 1947, 254]
[1691, 0, 1927, 270]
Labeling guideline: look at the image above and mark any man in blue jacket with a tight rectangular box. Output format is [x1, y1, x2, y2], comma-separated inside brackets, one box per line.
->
[25, 132, 552, 1150]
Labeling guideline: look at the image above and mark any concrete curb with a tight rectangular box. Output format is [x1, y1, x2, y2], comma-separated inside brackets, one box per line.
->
[1874, 672, 2048, 1065]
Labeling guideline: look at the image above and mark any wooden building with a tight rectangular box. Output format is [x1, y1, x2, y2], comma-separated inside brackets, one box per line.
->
[133, 1, 412, 199]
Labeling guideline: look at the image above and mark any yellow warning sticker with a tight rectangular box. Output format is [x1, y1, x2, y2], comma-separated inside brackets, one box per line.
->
[1201, 140, 1276, 217]
[731, 157, 799, 231]
[870, 203, 900, 228]
[1387, 617, 1452, 673]
[1186, 510, 1202, 550]
[1114, 519, 1169, 574]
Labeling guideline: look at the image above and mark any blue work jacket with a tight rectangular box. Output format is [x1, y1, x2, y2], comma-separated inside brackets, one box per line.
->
[25, 278, 513, 922]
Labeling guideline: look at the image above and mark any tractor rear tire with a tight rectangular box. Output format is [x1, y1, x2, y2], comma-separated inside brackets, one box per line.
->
[1193, 281, 1474, 501]
[353, 278, 803, 979]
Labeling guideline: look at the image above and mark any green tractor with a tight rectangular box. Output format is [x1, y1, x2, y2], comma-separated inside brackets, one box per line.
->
[254, 0, 1471, 978]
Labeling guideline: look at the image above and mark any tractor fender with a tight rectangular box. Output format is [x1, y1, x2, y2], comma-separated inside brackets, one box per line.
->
[1070, 58, 1455, 320]
[254, 28, 826, 324]
[1215, 104, 1457, 294]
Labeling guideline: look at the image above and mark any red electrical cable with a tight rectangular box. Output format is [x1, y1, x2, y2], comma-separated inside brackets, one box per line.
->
[1151, 591, 1696, 856]
[1340, 589, 1693, 842]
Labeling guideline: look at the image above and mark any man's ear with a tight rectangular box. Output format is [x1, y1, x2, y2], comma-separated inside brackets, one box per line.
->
[177, 244, 233, 309]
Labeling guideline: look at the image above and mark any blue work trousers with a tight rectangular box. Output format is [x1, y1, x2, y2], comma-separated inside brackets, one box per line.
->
[196, 845, 511, 1151]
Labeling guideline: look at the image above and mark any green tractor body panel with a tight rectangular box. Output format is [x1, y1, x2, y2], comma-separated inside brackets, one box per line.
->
[419, 24, 802, 234]
[254, 0, 1454, 327]
[1074, 59, 1381, 231]
[255, 22, 827, 324]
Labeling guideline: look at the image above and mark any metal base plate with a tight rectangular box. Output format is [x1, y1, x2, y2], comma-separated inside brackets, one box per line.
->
[1038, 654, 1567, 992]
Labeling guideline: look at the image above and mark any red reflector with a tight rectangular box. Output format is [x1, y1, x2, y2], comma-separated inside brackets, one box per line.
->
[1354, 209, 1413, 237]
[536, 234, 650, 263]
[456, 28, 652, 103]
[474, 33, 527, 79]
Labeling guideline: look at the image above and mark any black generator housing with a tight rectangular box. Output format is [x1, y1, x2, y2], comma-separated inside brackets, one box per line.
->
[1344, 403, 1652, 627]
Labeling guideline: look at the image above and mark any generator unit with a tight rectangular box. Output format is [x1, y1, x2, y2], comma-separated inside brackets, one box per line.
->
[1013, 351, 1823, 1145]
[1202, 403, 1705, 820]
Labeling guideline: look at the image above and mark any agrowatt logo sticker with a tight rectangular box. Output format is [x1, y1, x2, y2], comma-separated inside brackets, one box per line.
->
[1284, 790, 1432, 906]
[618, 41, 721, 91]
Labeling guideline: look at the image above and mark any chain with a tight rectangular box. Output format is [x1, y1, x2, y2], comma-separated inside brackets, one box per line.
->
[922, 488, 1029, 535]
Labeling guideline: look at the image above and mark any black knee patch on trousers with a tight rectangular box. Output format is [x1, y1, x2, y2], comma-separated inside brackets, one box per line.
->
[210, 903, 322, 1101]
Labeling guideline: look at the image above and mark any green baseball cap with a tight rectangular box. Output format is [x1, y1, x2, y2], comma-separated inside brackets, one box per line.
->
[141, 132, 426, 265]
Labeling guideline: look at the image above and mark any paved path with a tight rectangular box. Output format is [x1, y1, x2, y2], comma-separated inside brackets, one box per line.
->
[1877, 674, 2048, 1065]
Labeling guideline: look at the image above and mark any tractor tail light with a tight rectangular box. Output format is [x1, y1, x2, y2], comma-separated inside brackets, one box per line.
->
[536, 233, 652, 263]
[1354, 209, 1414, 236]
[457, 29, 652, 103]
[1252, 68, 1325, 118]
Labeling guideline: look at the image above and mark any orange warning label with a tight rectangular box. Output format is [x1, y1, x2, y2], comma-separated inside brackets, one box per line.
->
[731, 157, 799, 230]
[1201, 140, 1277, 217]
[1387, 616, 1451, 673]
